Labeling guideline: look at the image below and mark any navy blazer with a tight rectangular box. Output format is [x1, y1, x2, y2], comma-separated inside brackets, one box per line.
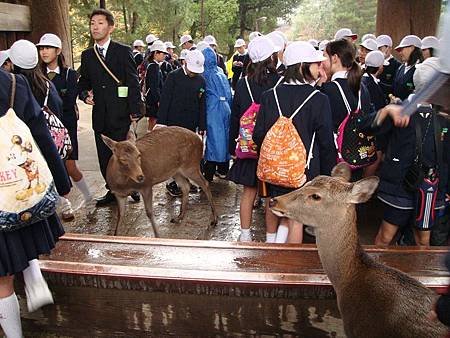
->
[0, 70, 70, 196]
[78, 40, 140, 133]
[48, 67, 78, 129]
[379, 56, 401, 97]
[362, 74, 388, 111]
[145, 61, 163, 118]
[392, 64, 416, 101]
[253, 84, 337, 179]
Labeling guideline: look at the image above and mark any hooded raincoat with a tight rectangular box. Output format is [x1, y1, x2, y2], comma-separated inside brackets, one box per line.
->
[202, 47, 232, 163]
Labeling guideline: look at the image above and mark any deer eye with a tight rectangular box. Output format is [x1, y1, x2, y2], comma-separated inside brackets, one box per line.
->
[310, 194, 321, 201]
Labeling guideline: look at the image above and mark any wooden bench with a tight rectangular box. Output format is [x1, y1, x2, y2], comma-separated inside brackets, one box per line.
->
[19, 234, 450, 337]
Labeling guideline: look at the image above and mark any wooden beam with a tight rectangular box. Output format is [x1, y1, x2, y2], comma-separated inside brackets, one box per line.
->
[0, 2, 31, 31]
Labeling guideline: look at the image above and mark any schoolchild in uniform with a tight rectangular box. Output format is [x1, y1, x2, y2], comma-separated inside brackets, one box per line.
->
[421, 36, 440, 60]
[361, 50, 389, 177]
[164, 41, 181, 70]
[376, 34, 401, 97]
[267, 31, 287, 75]
[9, 40, 76, 222]
[359, 57, 449, 247]
[253, 41, 336, 244]
[143, 34, 158, 67]
[177, 49, 188, 67]
[157, 50, 206, 197]
[204, 35, 227, 76]
[231, 38, 249, 90]
[145, 40, 167, 131]
[37, 33, 95, 216]
[0, 67, 71, 338]
[132, 39, 145, 67]
[0, 50, 13, 73]
[358, 38, 378, 67]
[227, 36, 281, 242]
[201, 47, 232, 182]
[391, 35, 424, 101]
[180, 34, 195, 51]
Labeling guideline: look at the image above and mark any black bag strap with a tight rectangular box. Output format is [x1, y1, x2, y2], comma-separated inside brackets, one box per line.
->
[9, 73, 16, 108]
[414, 115, 423, 164]
[433, 109, 443, 172]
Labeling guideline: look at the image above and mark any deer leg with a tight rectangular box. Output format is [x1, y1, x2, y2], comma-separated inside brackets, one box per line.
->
[184, 168, 218, 228]
[172, 174, 190, 223]
[141, 186, 159, 238]
[114, 195, 127, 236]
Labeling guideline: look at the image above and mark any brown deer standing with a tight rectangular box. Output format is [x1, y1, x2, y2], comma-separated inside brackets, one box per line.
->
[270, 163, 448, 338]
[102, 126, 218, 237]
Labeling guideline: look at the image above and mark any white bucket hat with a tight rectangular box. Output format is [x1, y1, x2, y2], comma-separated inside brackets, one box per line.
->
[234, 38, 246, 48]
[36, 33, 62, 49]
[421, 36, 439, 50]
[133, 39, 145, 48]
[196, 41, 210, 52]
[249, 31, 262, 41]
[185, 49, 205, 73]
[360, 38, 378, 51]
[150, 40, 168, 53]
[266, 31, 285, 52]
[365, 50, 389, 68]
[164, 41, 176, 49]
[0, 49, 10, 66]
[145, 34, 158, 44]
[376, 34, 393, 48]
[9, 40, 38, 69]
[334, 28, 357, 41]
[283, 41, 326, 66]
[395, 35, 422, 50]
[180, 34, 193, 47]
[204, 35, 217, 46]
[248, 36, 276, 63]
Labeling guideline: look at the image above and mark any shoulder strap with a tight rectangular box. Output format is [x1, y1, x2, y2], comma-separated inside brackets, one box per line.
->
[65, 67, 70, 83]
[274, 76, 284, 88]
[9, 73, 16, 108]
[290, 90, 319, 120]
[414, 116, 423, 163]
[433, 109, 443, 171]
[94, 46, 121, 85]
[333, 80, 351, 114]
[306, 131, 316, 170]
[244, 76, 254, 103]
[273, 88, 282, 117]
[43, 81, 50, 107]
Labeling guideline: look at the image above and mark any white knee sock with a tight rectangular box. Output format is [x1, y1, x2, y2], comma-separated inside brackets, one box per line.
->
[266, 232, 276, 243]
[23, 259, 43, 286]
[0, 293, 23, 338]
[73, 177, 92, 202]
[239, 228, 252, 241]
[275, 225, 289, 243]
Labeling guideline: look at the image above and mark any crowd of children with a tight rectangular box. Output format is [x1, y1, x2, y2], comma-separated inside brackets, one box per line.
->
[0, 7, 449, 336]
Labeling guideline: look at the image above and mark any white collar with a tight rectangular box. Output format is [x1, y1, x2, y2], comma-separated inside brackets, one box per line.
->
[47, 66, 60, 74]
[331, 70, 348, 81]
[386, 54, 394, 61]
[95, 38, 111, 55]
[363, 73, 380, 83]
[285, 79, 308, 86]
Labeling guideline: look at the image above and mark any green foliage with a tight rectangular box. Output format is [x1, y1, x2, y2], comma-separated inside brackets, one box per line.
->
[291, 0, 377, 41]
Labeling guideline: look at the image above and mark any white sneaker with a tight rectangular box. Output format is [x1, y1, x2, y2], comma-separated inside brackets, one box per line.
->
[305, 226, 316, 237]
[25, 278, 54, 313]
[238, 233, 252, 242]
[60, 199, 75, 222]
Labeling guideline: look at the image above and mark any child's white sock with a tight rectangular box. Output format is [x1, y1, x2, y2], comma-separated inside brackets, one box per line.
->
[74, 177, 93, 202]
[23, 259, 54, 312]
[0, 293, 22, 338]
[239, 228, 252, 242]
[266, 232, 276, 243]
[22, 259, 43, 286]
[275, 225, 289, 243]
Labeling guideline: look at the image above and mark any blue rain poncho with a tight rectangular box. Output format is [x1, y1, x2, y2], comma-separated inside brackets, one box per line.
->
[202, 47, 232, 162]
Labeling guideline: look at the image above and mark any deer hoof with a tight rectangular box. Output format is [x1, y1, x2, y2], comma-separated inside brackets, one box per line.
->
[170, 217, 181, 224]
[210, 217, 218, 227]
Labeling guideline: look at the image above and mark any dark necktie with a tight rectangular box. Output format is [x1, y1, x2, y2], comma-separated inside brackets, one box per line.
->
[47, 71, 57, 80]
[97, 46, 105, 60]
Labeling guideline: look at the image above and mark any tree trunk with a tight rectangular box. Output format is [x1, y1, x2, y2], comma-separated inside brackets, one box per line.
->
[376, 0, 442, 48]
[122, 2, 128, 33]
[238, 1, 247, 38]
[30, 0, 73, 66]
[131, 11, 138, 34]
[99, 0, 106, 8]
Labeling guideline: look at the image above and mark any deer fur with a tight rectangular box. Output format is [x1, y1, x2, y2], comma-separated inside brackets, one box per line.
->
[270, 163, 447, 338]
[102, 126, 217, 237]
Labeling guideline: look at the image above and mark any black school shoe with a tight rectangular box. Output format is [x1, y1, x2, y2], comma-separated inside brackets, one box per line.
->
[96, 191, 116, 207]
[166, 181, 182, 197]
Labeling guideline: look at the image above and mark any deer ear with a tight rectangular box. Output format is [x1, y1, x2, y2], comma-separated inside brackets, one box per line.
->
[127, 130, 136, 143]
[331, 163, 351, 182]
[101, 135, 117, 151]
[347, 177, 379, 204]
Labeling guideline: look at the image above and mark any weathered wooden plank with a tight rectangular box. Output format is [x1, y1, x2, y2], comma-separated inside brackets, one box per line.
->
[0, 3, 31, 31]
[39, 234, 450, 292]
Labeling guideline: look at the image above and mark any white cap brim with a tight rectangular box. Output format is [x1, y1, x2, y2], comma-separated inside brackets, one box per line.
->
[36, 42, 61, 48]
[186, 64, 204, 73]
[0, 49, 10, 65]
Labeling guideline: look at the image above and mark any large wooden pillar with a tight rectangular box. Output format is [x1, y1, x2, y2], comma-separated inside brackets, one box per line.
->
[376, 0, 442, 47]
[29, 0, 72, 66]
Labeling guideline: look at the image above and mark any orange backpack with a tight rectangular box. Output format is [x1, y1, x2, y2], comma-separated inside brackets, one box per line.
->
[257, 88, 318, 188]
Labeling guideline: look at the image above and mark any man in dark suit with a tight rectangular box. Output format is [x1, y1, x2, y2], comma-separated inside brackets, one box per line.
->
[78, 8, 141, 206]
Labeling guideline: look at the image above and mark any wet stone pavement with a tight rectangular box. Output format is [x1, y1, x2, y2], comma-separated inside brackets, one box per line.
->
[63, 101, 380, 243]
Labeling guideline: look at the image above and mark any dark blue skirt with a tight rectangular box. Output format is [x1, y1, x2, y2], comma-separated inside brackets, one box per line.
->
[226, 158, 258, 187]
[0, 213, 64, 276]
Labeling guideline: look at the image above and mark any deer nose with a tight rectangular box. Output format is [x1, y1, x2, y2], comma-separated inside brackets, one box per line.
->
[137, 175, 145, 183]
[269, 198, 277, 208]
